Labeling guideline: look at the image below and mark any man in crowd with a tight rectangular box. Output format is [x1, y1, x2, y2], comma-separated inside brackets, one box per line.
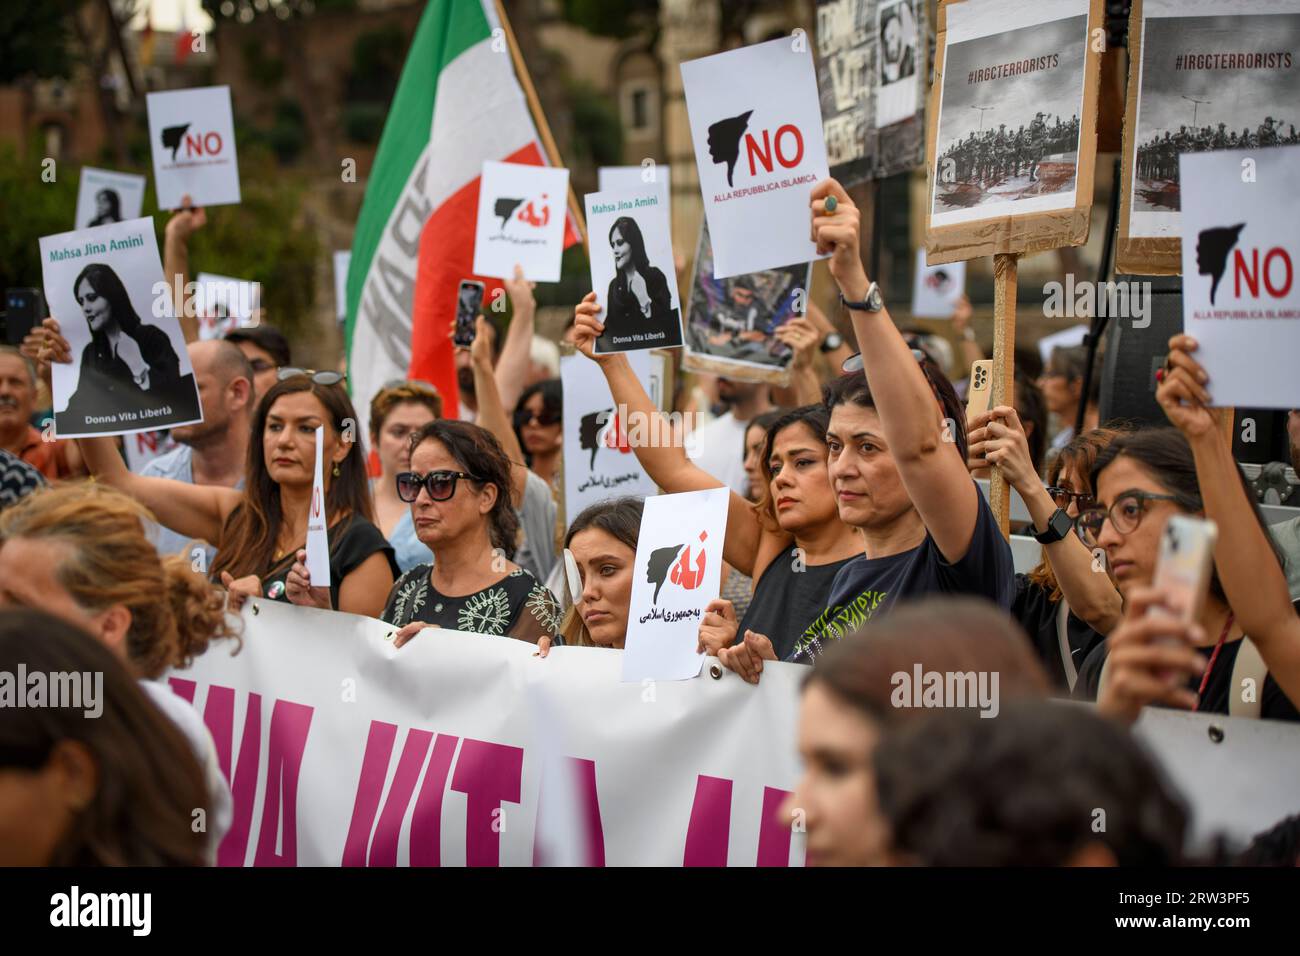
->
[686, 376, 774, 496]
[141, 339, 253, 557]
[0, 346, 82, 480]
[224, 325, 292, 401]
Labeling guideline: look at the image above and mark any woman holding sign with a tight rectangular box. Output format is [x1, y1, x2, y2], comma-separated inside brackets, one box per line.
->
[39, 319, 398, 617]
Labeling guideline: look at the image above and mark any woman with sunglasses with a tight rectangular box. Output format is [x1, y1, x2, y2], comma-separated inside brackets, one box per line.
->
[968, 411, 1124, 691]
[382, 420, 562, 646]
[512, 379, 563, 487]
[369, 380, 444, 572]
[1077, 337, 1300, 722]
[43, 318, 400, 617]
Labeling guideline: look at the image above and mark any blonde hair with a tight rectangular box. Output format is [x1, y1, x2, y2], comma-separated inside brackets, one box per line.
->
[368, 382, 444, 441]
[0, 482, 238, 678]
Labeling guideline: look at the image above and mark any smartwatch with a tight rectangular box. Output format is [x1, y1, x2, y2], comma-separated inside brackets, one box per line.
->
[819, 332, 844, 354]
[839, 281, 884, 313]
[1033, 508, 1074, 544]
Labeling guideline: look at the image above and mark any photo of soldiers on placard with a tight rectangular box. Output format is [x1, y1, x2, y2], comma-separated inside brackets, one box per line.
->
[931, 15, 1088, 222]
[684, 221, 811, 376]
[1130, 12, 1300, 221]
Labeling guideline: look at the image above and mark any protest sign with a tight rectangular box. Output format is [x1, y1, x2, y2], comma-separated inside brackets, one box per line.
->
[40, 217, 202, 438]
[681, 36, 830, 278]
[473, 161, 570, 282]
[74, 167, 145, 229]
[1118, 0, 1300, 274]
[560, 352, 658, 531]
[147, 85, 241, 210]
[307, 425, 331, 587]
[622, 487, 729, 683]
[597, 164, 670, 198]
[195, 272, 261, 340]
[911, 248, 966, 317]
[1179, 145, 1300, 409]
[122, 429, 179, 474]
[682, 220, 812, 385]
[586, 187, 683, 353]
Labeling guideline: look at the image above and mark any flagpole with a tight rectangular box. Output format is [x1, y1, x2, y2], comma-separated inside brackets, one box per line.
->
[493, 0, 589, 247]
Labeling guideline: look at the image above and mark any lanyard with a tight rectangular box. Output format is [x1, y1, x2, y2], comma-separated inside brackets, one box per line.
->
[1192, 612, 1236, 713]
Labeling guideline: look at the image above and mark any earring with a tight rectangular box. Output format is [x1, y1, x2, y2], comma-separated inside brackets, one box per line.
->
[332, 462, 341, 478]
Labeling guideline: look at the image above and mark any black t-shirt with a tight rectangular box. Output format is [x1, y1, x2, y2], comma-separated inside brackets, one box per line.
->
[788, 483, 1015, 663]
[381, 564, 563, 644]
[258, 512, 399, 611]
[1075, 630, 1300, 721]
[1011, 573, 1106, 694]
[738, 544, 857, 661]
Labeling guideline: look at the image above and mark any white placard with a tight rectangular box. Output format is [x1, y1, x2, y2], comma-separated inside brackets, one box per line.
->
[681, 37, 830, 279]
[74, 167, 146, 229]
[333, 251, 351, 323]
[40, 217, 203, 438]
[1180, 145, 1300, 409]
[194, 271, 260, 340]
[598, 165, 670, 198]
[146, 85, 242, 210]
[910, 248, 966, 317]
[122, 428, 179, 474]
[307, 425, 331, 588]
[586, 187, 683, 353]
[472, 161, 569, 282]
[560, 352, 658, 532]
[622, 487, 729, 683]
[1036, 322, 1089, 365]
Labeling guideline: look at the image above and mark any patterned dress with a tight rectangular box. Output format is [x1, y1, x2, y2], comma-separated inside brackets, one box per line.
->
[381, 564, 563, 645]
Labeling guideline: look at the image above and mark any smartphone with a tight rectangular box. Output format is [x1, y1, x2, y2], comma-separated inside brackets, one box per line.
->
[1152, 514, 1218, 624]
[965, 359, 993, 424]
[3, 288, 45, 346]
[454, 280, 486, 348]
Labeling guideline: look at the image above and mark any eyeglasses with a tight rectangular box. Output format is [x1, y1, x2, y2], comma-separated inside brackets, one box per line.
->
[278, 367, 346, 386]
[1076, 492, 1182, 544]
[513, 407, 562, 428]
[841, 348, 927, 374]
[1045, 486, 1094, 511]
[395, 469, 481, 503]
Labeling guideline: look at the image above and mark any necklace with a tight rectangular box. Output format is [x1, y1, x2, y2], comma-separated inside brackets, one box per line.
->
[1192, 612, 1236, 712]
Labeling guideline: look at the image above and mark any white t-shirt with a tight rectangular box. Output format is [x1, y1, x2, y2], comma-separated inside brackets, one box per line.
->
[685, 411, 750, 496]
[140, 679, 232, 864]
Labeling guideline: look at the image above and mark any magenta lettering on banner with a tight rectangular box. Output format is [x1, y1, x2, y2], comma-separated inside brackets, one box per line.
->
[341, 720, 400, 866]
[369, 729, 434, 866]
[755, 786, 793, 867]
[683, 774, 732, 866]
[167, 676, 197, 704]
[531, 756, 607, 867]
[214, 688, 261, 866]
[449, 738, 524, 867]
[409, 733, 458, 866]
[252, 700, 315, 867]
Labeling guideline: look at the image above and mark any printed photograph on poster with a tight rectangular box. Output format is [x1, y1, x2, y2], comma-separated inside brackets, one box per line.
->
[876, 0, 920, 127]
[1180, 145, 1300, 410]
[560, 352, 659, 532]
[39, 217, 202, 438]
[681, 37, 830, 279]
[931, 7, 1088, 228]
[910, 249, 966, 318]
[586, 188, 683, 354]
[683, 220, 811, 382]
[472, 160, 570, 282]
[74, 168, 145, 229]
[1128, 0, 1300, 240]
[146, 85, 241, 210]
[622, 486, 730, 683]
[195, 272, 261, 340]
[815, 0, 928, 185]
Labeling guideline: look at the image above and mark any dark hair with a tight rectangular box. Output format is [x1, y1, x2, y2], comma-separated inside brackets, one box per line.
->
[824, 360, 969, 462]
[369, 382, 444, 445]
[409, 419, 520, 557]
[609, 216, 651, 275]
[1014, 344, 1045, 381]
[1090, 426, 1285, 603]
[873, 701, 1189, 866]
[807, 597, 1049, 723]
[1048, 343, 1102, 405]
[210, 374, 373, 580]
[1014, 370, 1047, 474]
[1237, 814, 1300, 866]
[225, 324, 292, 367]
[73, 263, 142, 338]
[94, 188, 121, 219]
[514, 379, 562, 465]
[560, 497, 644, 647]
[0, 609, 208, 865]
[751, 405, 829, 530]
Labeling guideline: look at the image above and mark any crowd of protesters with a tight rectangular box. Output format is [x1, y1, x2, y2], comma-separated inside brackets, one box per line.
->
[3, 178, 1300, 868]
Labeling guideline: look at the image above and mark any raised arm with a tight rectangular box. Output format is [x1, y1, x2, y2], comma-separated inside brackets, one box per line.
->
[771, 316, 823, 407]
[1161, 334, 1300, 706]
[971, 405, 1122, 634]
[163, 194, 206, 344]
[811, 179, 978, 562]
[493, 265, 536, 413]
[465, 315, 528, 506]
[571, 294, 766, 576]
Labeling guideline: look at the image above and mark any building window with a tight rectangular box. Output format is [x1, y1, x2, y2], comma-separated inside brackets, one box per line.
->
[621, 80, 657, 138]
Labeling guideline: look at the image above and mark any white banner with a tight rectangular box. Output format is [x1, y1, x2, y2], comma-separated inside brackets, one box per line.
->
[170, 599, 805, 866]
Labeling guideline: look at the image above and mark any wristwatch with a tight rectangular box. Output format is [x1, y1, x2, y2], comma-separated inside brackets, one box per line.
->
[839, 281, 884, 313]
[819, 332, 844, 354]
[1032, 508, 1074, 544]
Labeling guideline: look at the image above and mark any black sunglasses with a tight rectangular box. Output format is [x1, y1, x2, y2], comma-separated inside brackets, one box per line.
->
[278, 367, 346, 386]
[395, 469, 481, 503]
[514, 407, 562, 428]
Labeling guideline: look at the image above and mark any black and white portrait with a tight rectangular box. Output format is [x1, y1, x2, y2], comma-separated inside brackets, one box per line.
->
[73, 167, 145, 231]
[879, 0, 917, 85]
[88, 189, 122, 226]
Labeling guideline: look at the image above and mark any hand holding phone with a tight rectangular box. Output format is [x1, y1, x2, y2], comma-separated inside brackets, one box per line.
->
[454, 280, 486, 348]
[965, 359, 992, 424]
[3, 288, 45, 346]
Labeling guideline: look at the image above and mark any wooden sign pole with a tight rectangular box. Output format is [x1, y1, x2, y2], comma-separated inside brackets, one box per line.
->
[990, 252, 1018, 539]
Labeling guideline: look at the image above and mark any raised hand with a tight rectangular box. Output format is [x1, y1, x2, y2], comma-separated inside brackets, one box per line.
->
[1157, 334, 1216, 439]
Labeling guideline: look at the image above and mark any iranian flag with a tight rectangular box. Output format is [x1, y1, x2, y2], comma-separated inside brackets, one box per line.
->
[345, 0, 577, 421]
